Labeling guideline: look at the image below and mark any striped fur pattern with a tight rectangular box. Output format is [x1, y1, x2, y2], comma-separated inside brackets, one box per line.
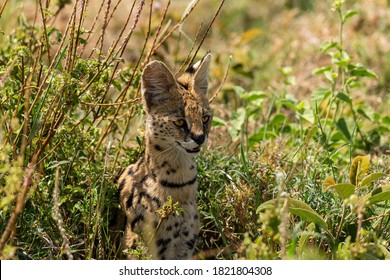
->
[118, 54, 212, 259]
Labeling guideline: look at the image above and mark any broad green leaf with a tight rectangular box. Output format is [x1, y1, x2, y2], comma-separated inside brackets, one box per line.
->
[335, 92, 352, 104]
[311, 88, 331, 104]
[228, 107, 246, 141]
[324, 70, 336, 82]
[248, 130, 277, 146]
[299, 111, 315, 124]
[212, 117, 227, 127]
[257, 198, 328, 229]
[350, 155, 370, 185]
[335, 118, 351, 141]
[360, 172, 388, 188]
[325, 183, 355, 199]
[241, 91, 267, 102]
[350, 68, 378, 79]
[366, 185, 390, 206]
[271, 114, 287, 126]
[383, 116, 390, 126]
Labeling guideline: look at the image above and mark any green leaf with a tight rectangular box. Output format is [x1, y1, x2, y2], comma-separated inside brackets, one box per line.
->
[320, 41, 338, 53]
[324, 183, 355, 199]
[360, 173, 388, 188]
[366, 185, 390, 206]
[212, 117, 227, 127]
[342, 10, 358, 23]
[357, 108, 372, 121]
[350, 68, 378, 79]
[335, 92, 352, 104]
[248, 130, 277, 146]
[257, 198, 328, 229]
[241, 91, 267, 103]
[311, 88, 331, 104]
[313, 66, 332, 75]
[271, 114, 287, 126]
[324, 70, 336, 82]
[382, 116, 390, 126]
[233, 86, 246, 96]
[335, 117, 351, 141]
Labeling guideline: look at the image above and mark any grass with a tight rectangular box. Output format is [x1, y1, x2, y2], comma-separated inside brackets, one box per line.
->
[0, 0, 389, 260]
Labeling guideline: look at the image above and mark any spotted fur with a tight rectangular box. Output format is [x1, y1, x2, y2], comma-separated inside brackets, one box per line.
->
[118, 54, 212, 259]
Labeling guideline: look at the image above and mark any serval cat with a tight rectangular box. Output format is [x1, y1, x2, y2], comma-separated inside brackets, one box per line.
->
[118, 53, 212, 259]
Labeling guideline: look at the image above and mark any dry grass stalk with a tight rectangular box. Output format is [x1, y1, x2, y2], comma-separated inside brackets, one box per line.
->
[53, 168, 74, 260]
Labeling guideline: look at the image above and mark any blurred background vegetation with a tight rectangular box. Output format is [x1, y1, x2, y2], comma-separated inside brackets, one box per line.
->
[0, 0, 389, 259]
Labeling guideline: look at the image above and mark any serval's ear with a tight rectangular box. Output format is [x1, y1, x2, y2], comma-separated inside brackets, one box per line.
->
[188, 53, 211, 96]
[142, 60, 176, 110]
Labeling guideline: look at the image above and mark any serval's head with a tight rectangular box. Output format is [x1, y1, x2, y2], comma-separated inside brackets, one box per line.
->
[141, 53, 212, 156]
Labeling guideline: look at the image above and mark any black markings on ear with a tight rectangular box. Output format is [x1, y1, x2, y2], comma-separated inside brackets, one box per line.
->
[185, 65, 196, 74]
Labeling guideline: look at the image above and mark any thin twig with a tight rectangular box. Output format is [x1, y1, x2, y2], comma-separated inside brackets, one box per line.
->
[144, 0, 171, 65]
[0, 0, 9, 19]
[209, 55, 231, 103]
[187, 0, 226, 67]
[38, 0, 52, 63]
[82, 0, 105, 57]
[350, 213, 390, 225]
[144, 0, 201, 68]
[99, 0, 112, 53]
[80, 97, 141, 107]
[175, 21, 203, 75]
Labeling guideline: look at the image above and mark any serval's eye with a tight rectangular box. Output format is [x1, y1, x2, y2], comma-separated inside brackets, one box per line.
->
[201, 116, 210, 124]
[173, 119, 186, 127]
